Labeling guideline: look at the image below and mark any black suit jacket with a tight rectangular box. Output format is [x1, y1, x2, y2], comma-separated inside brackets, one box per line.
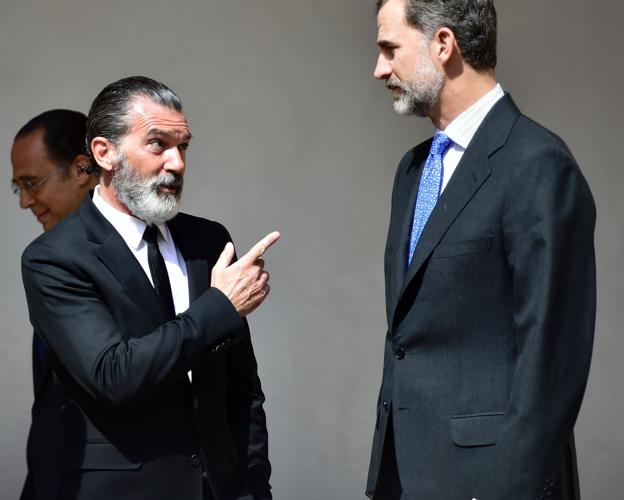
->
[21, 194, 272, 500]
[366, 95, 595, 500]
[19, 336, 64, 500]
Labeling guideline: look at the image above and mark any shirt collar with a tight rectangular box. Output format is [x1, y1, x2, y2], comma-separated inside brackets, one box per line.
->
[92, 185, 170, 250]
[438, 83, 505, 150]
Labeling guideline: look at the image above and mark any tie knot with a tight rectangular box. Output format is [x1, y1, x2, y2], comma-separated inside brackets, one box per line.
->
[142, 225, 160, 245]
[430, 132, 453, 156]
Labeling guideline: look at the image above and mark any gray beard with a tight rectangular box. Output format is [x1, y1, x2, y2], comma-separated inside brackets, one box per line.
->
[112, 152, 184, 225]
[389, 57, 445, 117]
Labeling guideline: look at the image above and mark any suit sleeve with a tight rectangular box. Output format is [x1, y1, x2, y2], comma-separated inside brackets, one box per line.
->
[225, 327, 272, 499]
[21, 240, 246, 410]
[473, 142, 596, 499]
[215, 227, 271, 500]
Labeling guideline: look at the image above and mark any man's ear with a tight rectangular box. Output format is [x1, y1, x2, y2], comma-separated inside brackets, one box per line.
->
[91, 137, 116, 173]
[71, 154, 96, 186]
[431, 27, 457, 66]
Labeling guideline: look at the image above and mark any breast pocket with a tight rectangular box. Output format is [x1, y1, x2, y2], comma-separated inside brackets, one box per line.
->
[449, 412, 505, 447]
[433, 236, 493, 259]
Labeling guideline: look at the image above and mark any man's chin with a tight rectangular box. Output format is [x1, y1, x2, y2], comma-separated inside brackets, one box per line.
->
[392, 99, 413, 116]
[141, 206, 180, 225]
[393, 98, 430, 117]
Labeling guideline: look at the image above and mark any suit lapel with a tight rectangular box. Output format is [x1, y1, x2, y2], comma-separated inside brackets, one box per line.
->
[78, 194, 171, 328]
[168, 217, 210, 302]
[385, 144, 430, 323]
[167, 217, 211, 386]
[390, 94, 521, 329]
[402, 136, 492, 288]
[97, 233, 172, 326]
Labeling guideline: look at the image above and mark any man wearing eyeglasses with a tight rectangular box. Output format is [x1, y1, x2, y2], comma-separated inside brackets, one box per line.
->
[11, 109, 98, 231]
[10, 109, 98, 500]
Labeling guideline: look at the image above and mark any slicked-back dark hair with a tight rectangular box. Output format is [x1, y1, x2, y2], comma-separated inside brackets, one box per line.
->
[376, 0, 497, 70]
[86, 76, 183, 171]
[15, 109, 87, 176]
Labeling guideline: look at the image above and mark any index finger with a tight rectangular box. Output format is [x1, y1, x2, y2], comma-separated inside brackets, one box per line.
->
[243, 231, 281, 262]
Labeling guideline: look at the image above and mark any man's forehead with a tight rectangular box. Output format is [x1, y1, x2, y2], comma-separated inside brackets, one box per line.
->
[377, 0, 406, 28]
[377, 0, 423, 45]
[13, 128, 47, 154]
[126, 97, 190, 136]
[378, 0, 409, 38]
[11, 128, 53, 176]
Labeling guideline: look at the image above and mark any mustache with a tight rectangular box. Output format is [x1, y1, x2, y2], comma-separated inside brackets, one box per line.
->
[150, 171, 184, 191]
[386, 78, 405, 92]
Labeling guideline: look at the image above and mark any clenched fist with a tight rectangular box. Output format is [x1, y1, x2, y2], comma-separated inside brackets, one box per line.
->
[211, 231, 280, 317]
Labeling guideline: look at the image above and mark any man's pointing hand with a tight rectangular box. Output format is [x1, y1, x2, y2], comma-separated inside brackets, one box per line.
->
[211, 231, 280, 317]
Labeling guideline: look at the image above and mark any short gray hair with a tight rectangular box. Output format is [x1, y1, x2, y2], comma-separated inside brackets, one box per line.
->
[376, 0, 497, 70]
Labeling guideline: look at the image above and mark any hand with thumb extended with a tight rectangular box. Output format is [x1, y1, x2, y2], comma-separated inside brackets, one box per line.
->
[211, 232, 280, 317]
[213, 242, 235, 271]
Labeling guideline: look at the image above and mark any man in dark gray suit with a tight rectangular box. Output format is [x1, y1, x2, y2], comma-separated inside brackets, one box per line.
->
[366, 1, 596, 499]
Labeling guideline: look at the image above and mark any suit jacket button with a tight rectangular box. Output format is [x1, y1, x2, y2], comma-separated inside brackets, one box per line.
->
[190, 454, 201, 467]
[395, 347, 405, 360]
[382, 400, 389, 410]
[193, 397, 199, 409]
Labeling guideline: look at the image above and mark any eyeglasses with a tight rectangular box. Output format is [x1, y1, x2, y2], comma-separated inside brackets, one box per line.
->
[11, 167, 64, 196]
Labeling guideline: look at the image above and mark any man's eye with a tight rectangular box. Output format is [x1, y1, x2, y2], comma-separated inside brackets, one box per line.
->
[379, 44, 396, 57]
[148, 139, 165, 150]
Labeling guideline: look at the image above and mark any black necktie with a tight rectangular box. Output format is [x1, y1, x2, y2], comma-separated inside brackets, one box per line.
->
[142, 225, 176, 319]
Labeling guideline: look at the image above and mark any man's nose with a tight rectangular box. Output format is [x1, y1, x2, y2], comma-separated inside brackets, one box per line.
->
[374, 54, 392, 80]
[19, 189, 35, 209]
[165, 148, 185, 174]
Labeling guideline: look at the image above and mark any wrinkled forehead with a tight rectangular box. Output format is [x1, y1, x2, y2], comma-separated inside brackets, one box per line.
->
[125, 96, 190, 137]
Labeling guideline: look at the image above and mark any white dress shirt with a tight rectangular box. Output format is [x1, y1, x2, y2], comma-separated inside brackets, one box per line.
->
[92, 186, 190, 315]
[439, 83, 505, 192]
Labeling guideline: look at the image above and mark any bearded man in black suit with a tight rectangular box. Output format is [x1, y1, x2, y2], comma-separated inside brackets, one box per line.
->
[366, 1, 596, 499]
[21, 76, 278, 500]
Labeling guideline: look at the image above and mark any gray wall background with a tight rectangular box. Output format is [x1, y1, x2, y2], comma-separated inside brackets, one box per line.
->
[0, 0, 621, 498]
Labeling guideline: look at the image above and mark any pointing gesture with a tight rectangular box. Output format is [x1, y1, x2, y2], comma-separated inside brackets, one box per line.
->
[240, 231, 280, 263]
[212, 231, 280, 317]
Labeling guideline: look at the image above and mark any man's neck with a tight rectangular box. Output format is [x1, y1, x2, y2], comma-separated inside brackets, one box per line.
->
[98, 176, 132, 216]
[430, 68, 497, 131]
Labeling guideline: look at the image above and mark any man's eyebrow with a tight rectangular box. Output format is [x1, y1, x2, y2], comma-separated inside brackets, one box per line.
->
[377, 39, 397, 49]
[11, 175, 36, 182]
[146, 128, 192, 142]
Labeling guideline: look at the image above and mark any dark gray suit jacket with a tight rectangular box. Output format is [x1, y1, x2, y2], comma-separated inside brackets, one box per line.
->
[21, 194, 272, 500]
[366, 95, 595, 500]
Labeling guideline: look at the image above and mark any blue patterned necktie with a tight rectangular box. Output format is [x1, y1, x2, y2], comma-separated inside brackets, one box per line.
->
[407, 132, 453, 266]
